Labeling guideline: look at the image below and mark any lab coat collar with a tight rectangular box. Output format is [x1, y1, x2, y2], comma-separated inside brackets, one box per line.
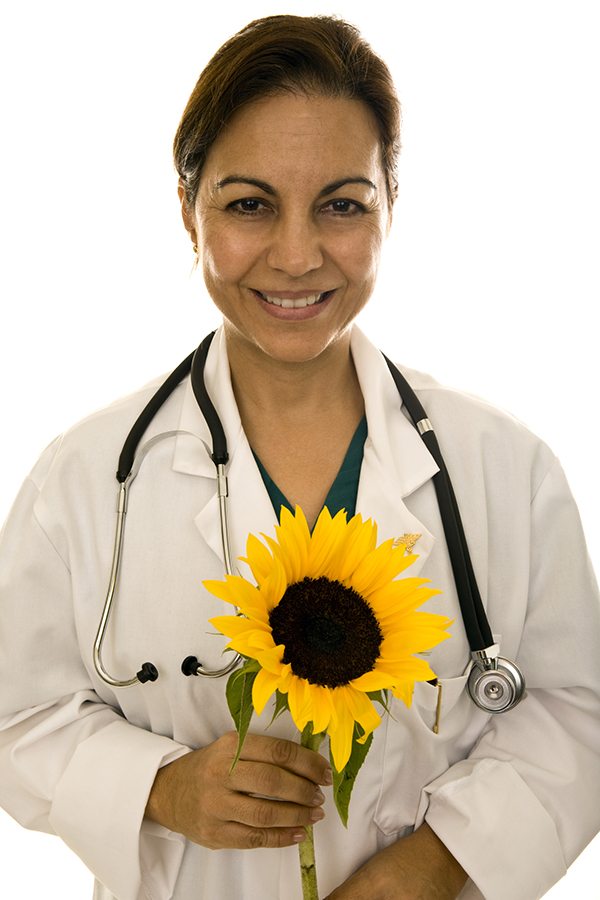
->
[350, 326, 439, 499]
[172, 325, 439, 574]
[172, 328, 280, 569]
[350, 326, 439, 574]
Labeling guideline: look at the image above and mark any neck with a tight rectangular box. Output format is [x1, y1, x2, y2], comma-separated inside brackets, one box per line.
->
[224, 326, 363, 426]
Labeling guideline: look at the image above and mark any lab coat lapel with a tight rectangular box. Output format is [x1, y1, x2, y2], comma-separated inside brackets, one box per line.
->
[172, 327, 278, 570]
[351, 327, 439, 576]
[192, 447, 279, 575]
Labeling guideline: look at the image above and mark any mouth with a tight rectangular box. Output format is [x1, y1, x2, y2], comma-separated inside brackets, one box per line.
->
[253, 290, 334, 309]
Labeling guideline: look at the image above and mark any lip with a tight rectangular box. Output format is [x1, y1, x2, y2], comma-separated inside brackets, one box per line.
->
[256, 290, 331, 300]
[251, 288, 335, 320]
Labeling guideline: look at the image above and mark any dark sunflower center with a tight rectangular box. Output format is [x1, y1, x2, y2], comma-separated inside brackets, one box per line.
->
[269, 576, 383, 688]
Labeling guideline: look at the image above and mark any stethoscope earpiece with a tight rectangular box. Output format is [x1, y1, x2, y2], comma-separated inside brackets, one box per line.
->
[181, 654, 240, 678]
[181, 656, 201, 676]
[137, 662, 159, 683]
[467, 656, 525, 713]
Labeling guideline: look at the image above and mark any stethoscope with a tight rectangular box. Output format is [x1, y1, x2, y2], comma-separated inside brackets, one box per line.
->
[93, 330, 525, 715]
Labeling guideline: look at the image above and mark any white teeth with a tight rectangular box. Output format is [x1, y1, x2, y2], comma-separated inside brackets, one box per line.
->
[260, 292, 325, 308]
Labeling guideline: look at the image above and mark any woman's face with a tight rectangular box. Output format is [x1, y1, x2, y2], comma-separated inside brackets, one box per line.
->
[183, 93, 391, 365]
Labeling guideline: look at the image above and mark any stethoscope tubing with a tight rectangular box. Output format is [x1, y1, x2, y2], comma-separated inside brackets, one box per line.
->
[383, 355, 493, 652]
[96, 417, 240, 685]
[93, 481, 140, 686]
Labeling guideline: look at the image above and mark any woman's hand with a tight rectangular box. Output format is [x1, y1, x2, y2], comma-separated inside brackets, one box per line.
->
[144, 731, 331, 850]
[324, 823, 467, 900]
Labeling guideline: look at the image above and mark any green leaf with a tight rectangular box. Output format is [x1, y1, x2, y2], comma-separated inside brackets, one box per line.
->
[331, 726, 374, 828]
[300, 722, 325, 752]
[269, 689, 290, 726]
[225, 658, 260, 769]
[367, 689, 391, 714]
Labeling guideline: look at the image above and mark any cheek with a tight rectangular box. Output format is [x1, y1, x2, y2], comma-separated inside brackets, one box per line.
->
[200, 222, 264, 286]
[333, 226, 384, 284]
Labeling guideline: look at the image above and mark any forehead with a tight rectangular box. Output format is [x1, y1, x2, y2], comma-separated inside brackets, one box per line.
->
[200, 93, 384, 188]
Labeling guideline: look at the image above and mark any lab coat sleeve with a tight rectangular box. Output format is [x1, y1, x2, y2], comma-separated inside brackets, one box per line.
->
[0, 468, 191, 900]
[419, 458, 600, 900]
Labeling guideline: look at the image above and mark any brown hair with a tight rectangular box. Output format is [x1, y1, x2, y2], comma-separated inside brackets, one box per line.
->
[173, 15, 401, 209]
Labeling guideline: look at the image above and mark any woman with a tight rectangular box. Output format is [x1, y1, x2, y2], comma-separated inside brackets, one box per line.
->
[0, 14, 598, 900]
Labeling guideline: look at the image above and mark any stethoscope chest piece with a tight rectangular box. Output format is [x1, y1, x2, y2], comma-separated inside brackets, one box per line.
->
[467, 655, 525, 713]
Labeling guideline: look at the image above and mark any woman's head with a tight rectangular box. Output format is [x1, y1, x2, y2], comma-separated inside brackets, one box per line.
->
[173, 15, 401, 211]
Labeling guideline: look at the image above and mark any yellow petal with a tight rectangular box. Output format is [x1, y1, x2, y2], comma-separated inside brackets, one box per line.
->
[383, 609, 451, 633]
[377, 656, 438, 683]
[327, 694, 355, 771]
[350, 668, 398, 692]
[391, 680, 414, 707]
[252, 667, 282, 715]
[260, 557, 289, 612]
[367, 579, 440, 619]
[253, 644, 286, 674]
[271, 507, 311, 584]
[380, 617, 452, 656]
[349, 543, 418, 597]
[287, 676, 314, 731]
[208, 615, 269, 640]
[203, 575, 269, 624]
[342, 686, 382, 739]
[275, 664, 293, 693]
[223, 632, 279, 667]
[203, 575, 250, 607]
[380, 632, 448, 657]
[306, 508, 348, 578]
[308, 685, 334, 735]
[335, 516, 379, 583]
[240, 533, 275, 586]
[291, 505, 311, 535]
[245, 630, 278, 651]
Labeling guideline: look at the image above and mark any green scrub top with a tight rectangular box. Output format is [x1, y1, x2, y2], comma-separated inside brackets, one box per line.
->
[253, 416, 368, 523]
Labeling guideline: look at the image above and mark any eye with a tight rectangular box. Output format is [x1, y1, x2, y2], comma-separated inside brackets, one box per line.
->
[226, 198, 270, 217]
[321, 198, 365, 216]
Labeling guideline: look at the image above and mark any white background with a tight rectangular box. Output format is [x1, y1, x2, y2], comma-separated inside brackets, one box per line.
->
[0, 0, 598, 897]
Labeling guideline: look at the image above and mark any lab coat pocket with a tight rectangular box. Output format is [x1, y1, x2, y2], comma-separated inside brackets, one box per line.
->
[373, 673, 471, 837]
[412, 674, 469, 734]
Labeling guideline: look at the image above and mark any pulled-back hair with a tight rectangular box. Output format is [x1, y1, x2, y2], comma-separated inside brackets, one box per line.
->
[174, 15, 401, 208]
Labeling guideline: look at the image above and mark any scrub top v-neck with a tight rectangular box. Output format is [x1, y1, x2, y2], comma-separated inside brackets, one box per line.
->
[253, 415, 368, 522]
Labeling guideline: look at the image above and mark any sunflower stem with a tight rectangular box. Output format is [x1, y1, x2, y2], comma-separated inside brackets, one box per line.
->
[299, 728, 325, 900]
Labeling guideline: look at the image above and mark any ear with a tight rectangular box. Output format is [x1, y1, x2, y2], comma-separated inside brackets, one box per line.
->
[385, 202, 394, 237]
[178, 180, 198, 247]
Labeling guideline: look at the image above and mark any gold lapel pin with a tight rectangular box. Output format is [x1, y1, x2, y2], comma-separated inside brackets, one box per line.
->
[393, 533, 422, 554]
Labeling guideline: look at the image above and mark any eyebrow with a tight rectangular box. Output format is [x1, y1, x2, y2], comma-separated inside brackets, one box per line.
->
[214, 176, 378, 196]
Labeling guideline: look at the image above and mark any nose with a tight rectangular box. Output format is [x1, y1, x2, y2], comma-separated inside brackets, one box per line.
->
[266, 212, 323, 277]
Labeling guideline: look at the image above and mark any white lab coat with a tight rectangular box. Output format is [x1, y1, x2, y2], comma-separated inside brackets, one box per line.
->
[0, 326, 599, 900]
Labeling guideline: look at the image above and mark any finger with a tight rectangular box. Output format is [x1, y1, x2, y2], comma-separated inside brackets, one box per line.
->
[227, 793, 326, 829]
[199, 820, 312, 851]
[227, 759, 326, 807]
[235, 732, 333, 785]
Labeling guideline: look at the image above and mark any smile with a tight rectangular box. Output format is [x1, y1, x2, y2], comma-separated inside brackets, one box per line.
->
[254, 290, 332, 309]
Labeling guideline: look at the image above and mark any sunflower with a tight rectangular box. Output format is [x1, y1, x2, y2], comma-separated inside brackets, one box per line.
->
[206, 506, 451, 772]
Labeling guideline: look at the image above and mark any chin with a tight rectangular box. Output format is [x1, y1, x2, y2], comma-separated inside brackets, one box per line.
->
[257, 330, 350, 367]
[224, 319, 352, 367]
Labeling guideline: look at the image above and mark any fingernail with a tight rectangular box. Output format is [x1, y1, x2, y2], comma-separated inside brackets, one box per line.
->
[310, 807, 325, 823]
[321, 767, 333, 785]
[312, 788, 325, 806]
[293, 831, 307, 843]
